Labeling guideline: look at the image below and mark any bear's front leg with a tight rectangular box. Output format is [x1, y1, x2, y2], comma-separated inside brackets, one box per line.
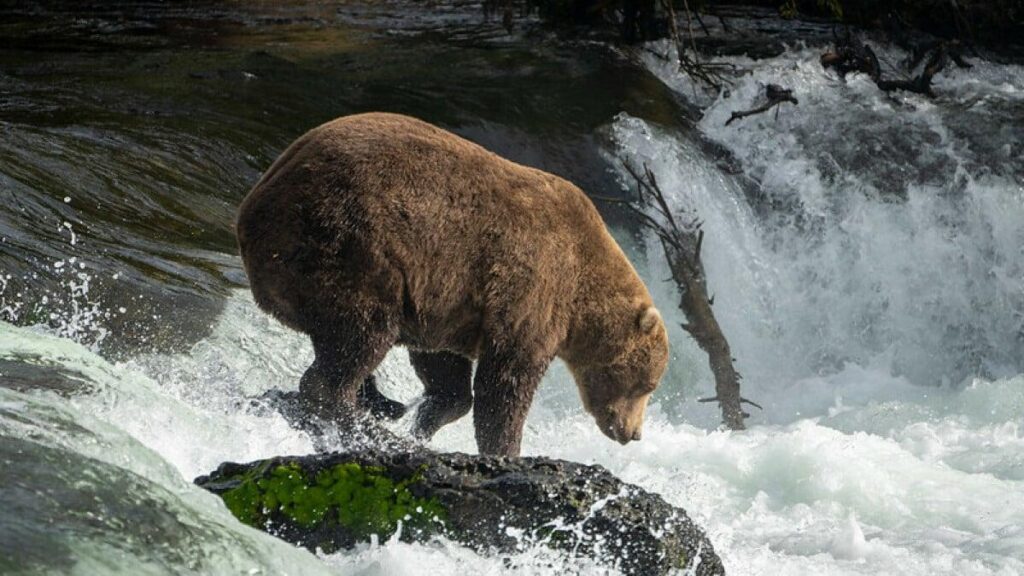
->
[472, 348, 551, 457]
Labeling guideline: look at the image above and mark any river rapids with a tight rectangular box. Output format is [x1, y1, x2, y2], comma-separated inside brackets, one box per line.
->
[1, 5, 1022, 575]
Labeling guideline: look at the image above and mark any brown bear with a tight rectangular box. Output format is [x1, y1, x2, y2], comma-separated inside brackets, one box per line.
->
[237, 112, 668, 457]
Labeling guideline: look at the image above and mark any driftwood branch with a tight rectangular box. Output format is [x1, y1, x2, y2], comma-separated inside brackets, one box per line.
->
[821, 33, 971, 98]
[726, 84, 799, 126]
[614, 161, 752, 430]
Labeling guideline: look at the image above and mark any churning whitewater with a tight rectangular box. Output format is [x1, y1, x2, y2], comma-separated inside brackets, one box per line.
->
[2, 42, 1023, 575]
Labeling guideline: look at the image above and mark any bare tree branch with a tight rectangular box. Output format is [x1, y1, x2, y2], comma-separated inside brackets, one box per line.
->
[608, 160, 755, 430]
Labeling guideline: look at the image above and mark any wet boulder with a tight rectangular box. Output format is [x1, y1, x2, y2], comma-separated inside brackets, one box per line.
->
[195, 450, 724, 575]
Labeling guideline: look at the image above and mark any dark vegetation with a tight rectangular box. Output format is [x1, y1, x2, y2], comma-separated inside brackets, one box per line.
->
[507, 0, 1022, 52]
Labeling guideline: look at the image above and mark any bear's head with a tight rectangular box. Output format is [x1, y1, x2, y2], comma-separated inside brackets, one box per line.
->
[570, 306, 668, 444]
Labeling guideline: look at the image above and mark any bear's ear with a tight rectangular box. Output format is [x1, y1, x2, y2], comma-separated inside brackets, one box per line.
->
[638, 306, 661, 333]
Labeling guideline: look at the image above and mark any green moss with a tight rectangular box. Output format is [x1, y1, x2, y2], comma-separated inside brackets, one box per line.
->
[219, 461, 446, 541]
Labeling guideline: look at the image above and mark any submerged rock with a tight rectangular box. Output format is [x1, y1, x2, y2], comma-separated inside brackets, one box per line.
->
[195, 451, 724, 575]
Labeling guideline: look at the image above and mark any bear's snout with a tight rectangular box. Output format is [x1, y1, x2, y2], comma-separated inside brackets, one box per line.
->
[598, 404, 647, 445]
[606, 422, 642, 445]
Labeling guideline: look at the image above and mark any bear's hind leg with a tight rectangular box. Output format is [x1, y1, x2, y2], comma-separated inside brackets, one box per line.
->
[298, 306, 400, 428]
[409, 351, 473, 440]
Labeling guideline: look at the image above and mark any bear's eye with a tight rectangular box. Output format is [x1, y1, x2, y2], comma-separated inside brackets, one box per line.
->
[636, 380, 658, 395]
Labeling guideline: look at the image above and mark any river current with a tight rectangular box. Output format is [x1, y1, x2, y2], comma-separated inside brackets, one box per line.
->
[1, 4, 1022, 575]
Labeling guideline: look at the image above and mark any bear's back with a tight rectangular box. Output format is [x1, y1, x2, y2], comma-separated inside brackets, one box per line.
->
[274, 113, 605, 261]
[237, 113, 627, 351]
[305, 112, 579, 217]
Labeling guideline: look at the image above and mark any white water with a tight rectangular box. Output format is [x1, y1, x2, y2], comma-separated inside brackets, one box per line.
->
[3, 43, 1023, 575]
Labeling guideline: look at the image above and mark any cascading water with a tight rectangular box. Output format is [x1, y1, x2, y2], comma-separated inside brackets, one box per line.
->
[599, 41, 1024, 573]
[2, 9, 1023, 575]
[623, 41, 1024, 404]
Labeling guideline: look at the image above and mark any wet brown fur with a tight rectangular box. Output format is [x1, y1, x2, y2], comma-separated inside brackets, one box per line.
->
[237, 113, 668, 457]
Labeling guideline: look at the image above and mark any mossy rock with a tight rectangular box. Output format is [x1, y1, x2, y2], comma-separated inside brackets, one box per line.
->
[196, 451, 724, 575]
[206, 459, 445, 552]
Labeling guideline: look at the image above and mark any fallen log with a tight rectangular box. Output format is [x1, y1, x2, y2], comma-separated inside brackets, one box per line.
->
[606, 163, 759, 430]
[195, 450, 725, 575]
